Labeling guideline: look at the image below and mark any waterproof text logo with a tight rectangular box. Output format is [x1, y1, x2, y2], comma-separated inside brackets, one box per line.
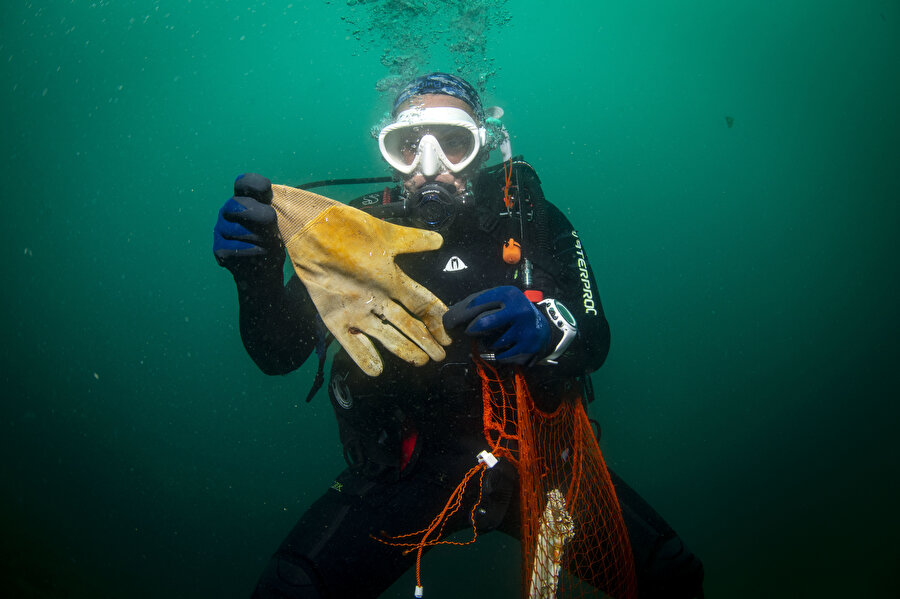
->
[572, 231, 598, 316]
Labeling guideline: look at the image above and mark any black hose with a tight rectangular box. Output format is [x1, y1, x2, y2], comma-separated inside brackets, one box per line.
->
[296, 176, 393, 190]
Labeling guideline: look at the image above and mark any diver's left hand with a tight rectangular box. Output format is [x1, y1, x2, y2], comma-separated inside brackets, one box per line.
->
[443, 286, 550, 365]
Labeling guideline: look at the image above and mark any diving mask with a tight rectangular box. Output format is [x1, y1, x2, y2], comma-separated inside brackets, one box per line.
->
[379, 107, 486, 176]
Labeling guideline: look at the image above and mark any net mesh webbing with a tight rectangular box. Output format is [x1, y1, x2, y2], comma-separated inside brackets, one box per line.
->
[477, 359, 638, 599]
[378, 357, 638, 598]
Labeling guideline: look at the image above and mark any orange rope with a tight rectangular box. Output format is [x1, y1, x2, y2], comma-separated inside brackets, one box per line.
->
[372, 462, 488, 590]
[502, 158, 514, 210]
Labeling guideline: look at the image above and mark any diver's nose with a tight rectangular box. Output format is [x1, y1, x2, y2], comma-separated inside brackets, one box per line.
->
[418, 135, 442, 177]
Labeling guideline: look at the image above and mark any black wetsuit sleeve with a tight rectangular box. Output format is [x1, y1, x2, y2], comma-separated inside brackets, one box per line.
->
[531, 200, 611, 377]
[236, 274, 319, 375]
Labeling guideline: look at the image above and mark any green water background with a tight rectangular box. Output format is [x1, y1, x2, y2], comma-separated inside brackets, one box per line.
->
[2, 1, 898, 597]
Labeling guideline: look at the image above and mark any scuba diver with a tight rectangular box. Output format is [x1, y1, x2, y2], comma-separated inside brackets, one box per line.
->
[213, 72, 705, 599]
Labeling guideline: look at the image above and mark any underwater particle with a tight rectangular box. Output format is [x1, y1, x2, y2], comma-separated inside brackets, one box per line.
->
[93, 372, 100, 380]
[725, 116, 734, 128]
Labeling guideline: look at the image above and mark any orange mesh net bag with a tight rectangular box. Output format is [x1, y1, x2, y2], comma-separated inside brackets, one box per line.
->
[476, 359, 638, 599]
[376, 355, 638, 599]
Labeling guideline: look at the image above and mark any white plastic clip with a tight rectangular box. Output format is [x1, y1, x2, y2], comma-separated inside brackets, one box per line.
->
[477, 450, 498, 469]
[414, 585, 424, 598]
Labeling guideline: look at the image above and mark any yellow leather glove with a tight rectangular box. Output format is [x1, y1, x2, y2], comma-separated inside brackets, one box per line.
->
[270, 184, 452, 377]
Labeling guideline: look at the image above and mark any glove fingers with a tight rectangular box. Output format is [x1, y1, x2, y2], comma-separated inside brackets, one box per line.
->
[419, 299, 452, 346]
[391, 272, 452, 345]
[490, 325, 540, 363]
[490, 317, 550, 365]
[467, 286, 516, 308]
[217, 211, 259, 242]
[493, 348, 532, 365]
[225, 197, 278, 231]
[490, 324, 523, 353]
[214, 241, 266, 258]
[443, 287, 511, 333]
[467, 308, 510, 335]
[359, 314, 431, 367]
[233, 173, 274, 205]
[388, 225, 444, 256]
[329, 324, 384, 377]
[380, 302, 447, 362]
[444, 302, 493, 333]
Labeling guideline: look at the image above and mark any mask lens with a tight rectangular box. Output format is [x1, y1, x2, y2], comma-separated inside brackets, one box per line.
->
[398, 126, 425, 165]
[430, 125, 475, 164]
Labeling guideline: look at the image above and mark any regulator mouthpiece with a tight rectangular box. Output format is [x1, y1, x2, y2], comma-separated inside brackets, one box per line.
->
[408, 182, 469, 230]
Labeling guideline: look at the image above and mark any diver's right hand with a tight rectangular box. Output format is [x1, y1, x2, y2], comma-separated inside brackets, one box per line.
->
[213, 173, 285, 281]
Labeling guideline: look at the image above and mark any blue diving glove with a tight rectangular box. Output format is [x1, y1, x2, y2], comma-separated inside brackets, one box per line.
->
[443, 286, 551, 365]
[213, 173, 285, 280]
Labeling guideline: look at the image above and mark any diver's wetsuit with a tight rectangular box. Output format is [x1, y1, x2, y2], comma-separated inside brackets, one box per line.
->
[242, 161, 704, 599]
